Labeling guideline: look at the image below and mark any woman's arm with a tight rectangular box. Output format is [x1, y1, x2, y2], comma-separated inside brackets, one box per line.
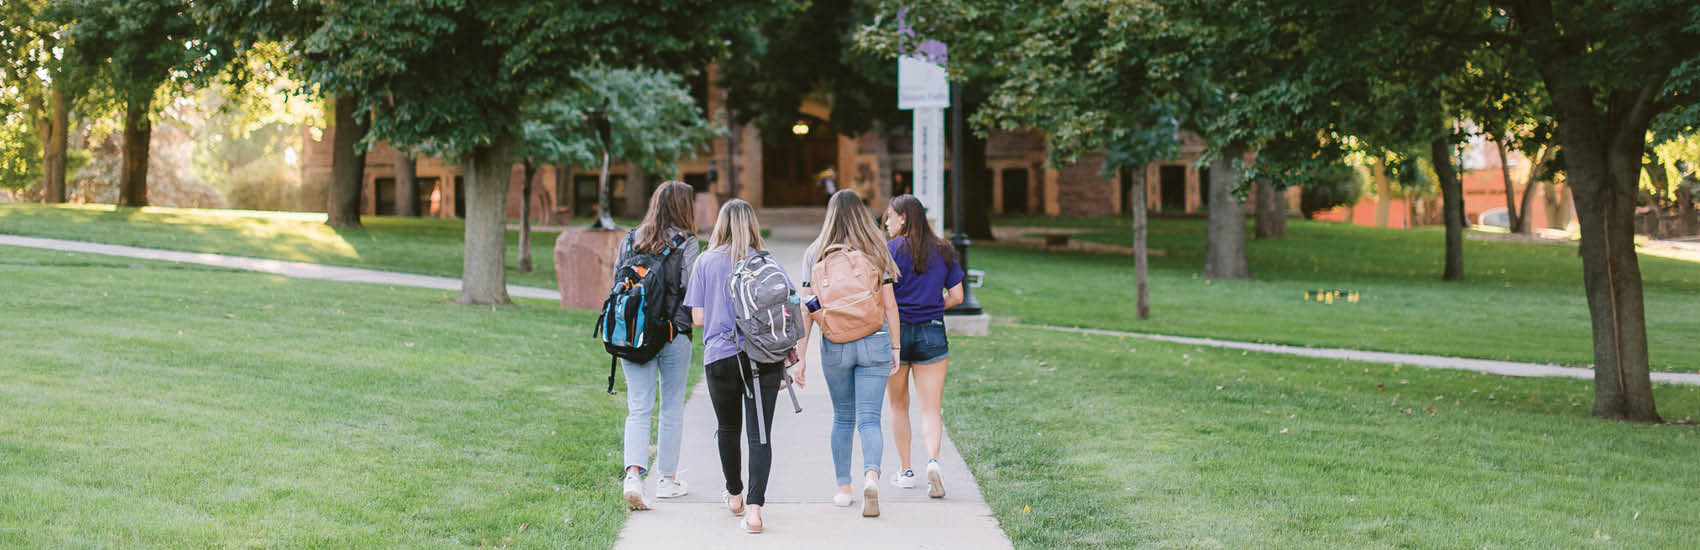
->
[691, 307, 705, 327]
[944, 283, 965, 310]
[882, 282, 901, 372]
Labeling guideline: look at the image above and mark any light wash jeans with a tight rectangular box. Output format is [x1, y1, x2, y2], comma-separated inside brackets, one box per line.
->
[623, 334, 691, 476]
[821, 327, 893, 486]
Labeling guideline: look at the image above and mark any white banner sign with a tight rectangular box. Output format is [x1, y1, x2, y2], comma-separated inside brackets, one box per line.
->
[898, 56, 950, 110]
[913, 106, 946, 234]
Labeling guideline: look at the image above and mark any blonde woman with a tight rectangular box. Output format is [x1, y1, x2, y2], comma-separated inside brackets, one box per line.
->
[795, 189, 902, 517]
[682, 199, 797, 534]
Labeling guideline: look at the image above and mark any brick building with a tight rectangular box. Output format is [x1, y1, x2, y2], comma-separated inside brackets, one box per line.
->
[300, 66, 1249, 222]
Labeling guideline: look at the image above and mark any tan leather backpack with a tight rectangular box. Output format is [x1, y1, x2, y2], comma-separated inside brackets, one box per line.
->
[809, 244, 884, 343]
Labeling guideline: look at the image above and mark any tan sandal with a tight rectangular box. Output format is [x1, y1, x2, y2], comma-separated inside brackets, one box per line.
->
[724, 491, 745, 517]
[741, 516, 763, 534]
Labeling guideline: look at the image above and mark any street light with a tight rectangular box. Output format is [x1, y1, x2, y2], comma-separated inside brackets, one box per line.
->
[947, 83, 982, 315]
[584, 101, 616, 230]
[792, 121, 811, 136]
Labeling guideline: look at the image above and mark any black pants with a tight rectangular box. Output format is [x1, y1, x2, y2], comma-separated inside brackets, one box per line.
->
[705, 353, 782, 506]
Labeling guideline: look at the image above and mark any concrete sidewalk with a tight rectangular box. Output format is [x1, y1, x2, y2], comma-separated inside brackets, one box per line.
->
[0, 234, 560, 301]
[614, 217, 1013, 549]
[614, 331, 1012, 549]
[1024, 324, 1700, 386]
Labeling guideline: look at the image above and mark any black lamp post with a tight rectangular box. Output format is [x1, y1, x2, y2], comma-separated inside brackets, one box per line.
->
[585, 102, 616, 230]
[947, 84, 982, 315]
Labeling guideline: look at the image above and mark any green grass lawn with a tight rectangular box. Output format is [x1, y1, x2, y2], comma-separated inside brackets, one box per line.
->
[948, 327, 1700, 549]
[0, 204, 612, 290]
[975, 217, 1700, 371]
[0, 246, 652, 548]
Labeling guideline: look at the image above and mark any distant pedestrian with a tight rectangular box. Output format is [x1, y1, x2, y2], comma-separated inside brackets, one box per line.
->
[614, 181, 699, 511]
[881, 194, 964, 498]
[684, 199, 800, 534]
[798, 189, 903, 517]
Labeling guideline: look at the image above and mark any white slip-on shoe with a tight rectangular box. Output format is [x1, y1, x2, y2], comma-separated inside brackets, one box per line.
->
[623, 472, 650, 511]
[832, 490, 854, 507]
[892, 469, 917, 489]
[926, 461, 947, 499]
[861, 480, 880, 517]
[656, 476, 689, 499]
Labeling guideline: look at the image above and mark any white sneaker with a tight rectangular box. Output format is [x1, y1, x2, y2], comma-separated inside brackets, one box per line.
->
[832, 490, 854, 507]
[926, 461, 946, 498]
[623, 472, 650, 511]
[892, 469, 917, 489]
[861, 480, 880, 517]
[656, 476, 688, 499]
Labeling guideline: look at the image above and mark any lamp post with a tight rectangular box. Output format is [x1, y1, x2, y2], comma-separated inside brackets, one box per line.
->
[585, 103, 616, 230]
[946, 84, 981, 315]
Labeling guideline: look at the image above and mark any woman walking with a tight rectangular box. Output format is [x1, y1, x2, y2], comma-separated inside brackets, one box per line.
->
[683, 199, 796, 534]
[617, 181, 699, 511]
[797, 189, 903, 517]
[881, 195, 964, 498]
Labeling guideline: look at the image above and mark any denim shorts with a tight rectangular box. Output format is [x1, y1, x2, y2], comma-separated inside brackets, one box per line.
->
[900, 319, 949, 365]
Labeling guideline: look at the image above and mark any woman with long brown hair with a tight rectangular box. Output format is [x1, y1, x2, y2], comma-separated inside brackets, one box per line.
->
[881, 194, 964, 498]
[617, 181, 699, 511]
[795, 189, 903, 517]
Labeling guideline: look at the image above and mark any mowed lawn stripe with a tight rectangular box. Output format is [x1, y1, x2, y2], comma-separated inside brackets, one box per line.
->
[947, 327, 1700, 549]
[0, 247, 626, 548]
[976, 218, 1700, 371]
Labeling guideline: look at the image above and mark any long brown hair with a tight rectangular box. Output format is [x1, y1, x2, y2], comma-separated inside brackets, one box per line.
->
[634, 180, 696, 254]
[708, 199, 765, 263]
[808, 189, 900, 280]
[888, 194, 955, 273]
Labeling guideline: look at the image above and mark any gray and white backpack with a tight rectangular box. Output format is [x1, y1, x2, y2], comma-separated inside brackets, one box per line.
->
[727, 251, 804, 364]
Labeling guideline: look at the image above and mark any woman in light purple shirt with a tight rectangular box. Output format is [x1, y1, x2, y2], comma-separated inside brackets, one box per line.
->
[682, 199, 797, 534]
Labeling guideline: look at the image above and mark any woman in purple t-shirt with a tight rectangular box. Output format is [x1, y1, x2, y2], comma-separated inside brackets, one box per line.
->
[681, 199, 797, 534]
[881, 195, 964, 498]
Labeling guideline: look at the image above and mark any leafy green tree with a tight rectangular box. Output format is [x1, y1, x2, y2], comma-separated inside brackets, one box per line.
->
[515, 65, 720, 273]
[199, 1, 369, 227]
[273, 0, 764, 305]
[1226, 0, 1700, 422]
[861, 0, 1189, 314]
[2, 0, 71, 202]
[52, 0, 230, 208]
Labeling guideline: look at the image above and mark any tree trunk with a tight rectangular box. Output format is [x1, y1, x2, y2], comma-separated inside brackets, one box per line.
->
[37, 85, 68, 203]
[1254, 180, 1287, 239]
[397, 150, 420, 217]
[1495, 138, 1521, 231]
[1203, 145, 1250, 279]
[625, 163, 649, 220]
[1543, 83, 1661, 422]
[327, 95, 366, 228]
[555, 163, 573, 218]
[1129, 166, 1150, 319]
[1678, 165, 1698, 236]
[1430, 138, 1464, 281]
[1515, 145, 1550, 233]
[117, 97, 152, 207]
[1373, 158, 1392, 227]
[518, 158, 537, 273]
[459, 134, 516, 305]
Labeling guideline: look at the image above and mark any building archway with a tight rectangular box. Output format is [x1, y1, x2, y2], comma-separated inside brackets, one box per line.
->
[761, 114, 838, 207]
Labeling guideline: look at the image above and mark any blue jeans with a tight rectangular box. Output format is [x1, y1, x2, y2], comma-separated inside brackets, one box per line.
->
[821, 327, 893, 486]
[622, 334, 691, 476]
